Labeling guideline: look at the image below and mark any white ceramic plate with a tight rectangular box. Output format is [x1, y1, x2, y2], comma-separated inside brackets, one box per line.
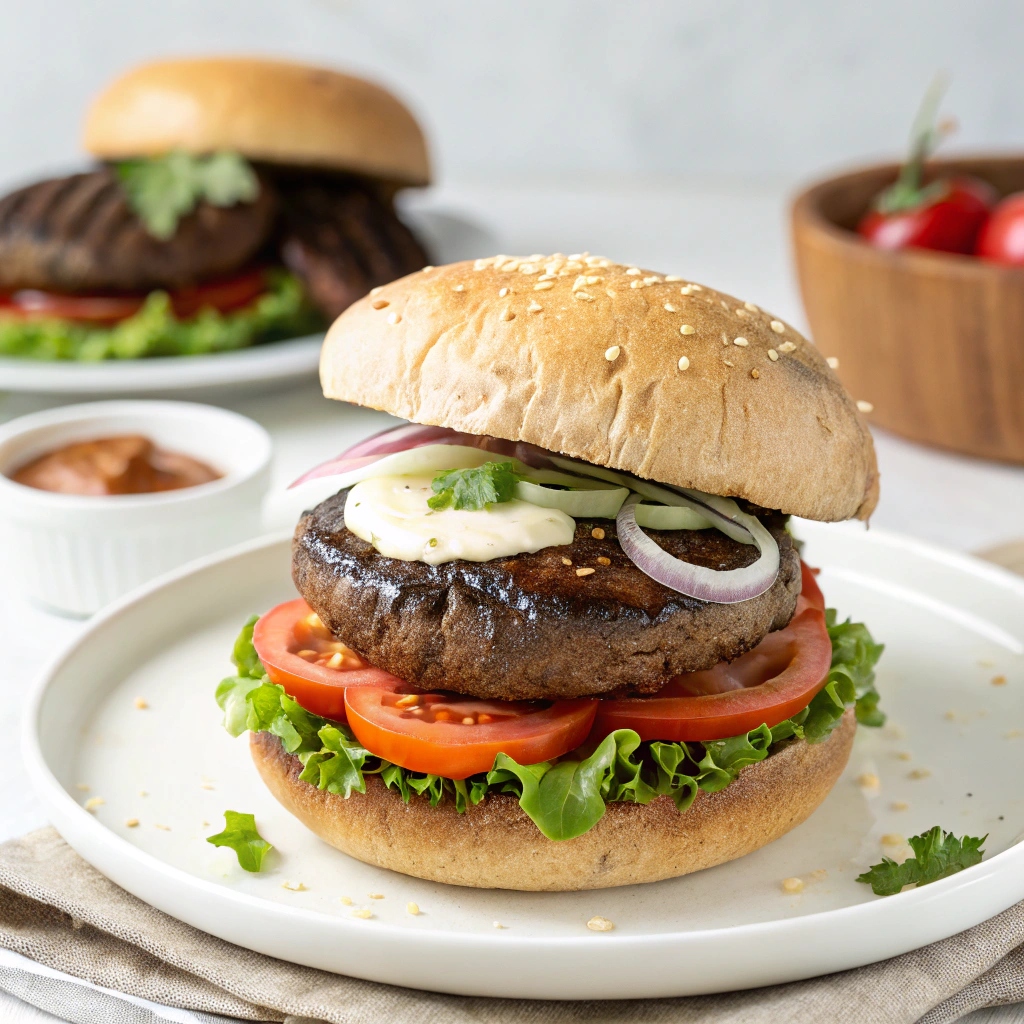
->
[22, 524, 1024, 1000]
[0, 208, 496, 397]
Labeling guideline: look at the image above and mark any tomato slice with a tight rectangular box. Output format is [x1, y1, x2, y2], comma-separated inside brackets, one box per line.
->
[344, 688, 598, 779]
[0, 268, 268, 325]
[800, 559, 825, 611]
[252, 598, 404, 721]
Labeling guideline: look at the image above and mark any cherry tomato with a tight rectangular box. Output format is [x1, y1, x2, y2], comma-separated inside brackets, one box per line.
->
[975, 193, 1024, 265]
[0, 268, 269, 325]
[858, 176, 995, 254]
[252, 598, 404, 721]
[344, 688, 598, 779]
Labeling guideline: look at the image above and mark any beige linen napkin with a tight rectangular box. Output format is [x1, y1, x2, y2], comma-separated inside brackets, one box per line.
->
[1, 828, 1024, 1024]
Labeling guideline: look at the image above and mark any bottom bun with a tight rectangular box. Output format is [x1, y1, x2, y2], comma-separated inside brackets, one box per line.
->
[251, 710, 856, 891]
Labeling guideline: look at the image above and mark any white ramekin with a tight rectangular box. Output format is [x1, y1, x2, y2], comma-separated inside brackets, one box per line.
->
[0, 400, 272, 616]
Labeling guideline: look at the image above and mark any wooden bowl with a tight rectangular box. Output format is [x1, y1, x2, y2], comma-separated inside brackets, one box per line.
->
[792, 156, 1024, 464]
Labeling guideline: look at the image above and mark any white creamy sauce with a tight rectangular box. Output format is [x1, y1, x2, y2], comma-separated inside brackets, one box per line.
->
[344, 474, 576, 564]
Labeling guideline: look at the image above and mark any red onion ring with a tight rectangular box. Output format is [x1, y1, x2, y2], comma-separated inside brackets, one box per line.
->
[616, 493, 780, 604]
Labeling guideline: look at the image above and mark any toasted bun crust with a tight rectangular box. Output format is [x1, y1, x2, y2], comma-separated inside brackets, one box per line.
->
[250, 710, 856, 891]
[320, 257, 878, 522]
[83, 57, 430, 186]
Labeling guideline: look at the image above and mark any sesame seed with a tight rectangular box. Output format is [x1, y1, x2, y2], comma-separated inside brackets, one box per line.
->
[351, 908, 373, 919]
[606, 288, 617, 298]
[387, 312, 401, 325]
[678, 356, 690, 371]
[993, 675, 1008, 686]
[733, 337, 749, 347]
[134, 697, 148, 709]
[680, 324, 695, 335]
[534, 281, 554, 291]
[281, 881, 308, 891]
[562, 557, 573, 566]
[745, 301, 759, 313]
[500, 308, 515, 321]
[572, 275, 588, 291]
[528, 301, 543, 313]
[368, 893, 385, 899]
[587, 916, 615, 932]
[781, 877, 804, 894]
[576, 567, 596, 577]
[770, 320, 786, 333]
[665, 275, 684, 282]
[568, 253, 584, 260]
[605, 346, 621, 361]
[75, 784, 89, 791]
[680, 286, 693, 295]
[768, 349, 779, 361]
[625, 267, 641, 275]
[125, 818, 139, 828]
[826, 356, 839, 369]
[372, 299, 389, 310]
[518, 264, 539, 275]
[909, 768, 931, 780]
[750, 369, 760, 378]
[890, 801, 910, 811]
[689, 284, 703, 291]
[84, 797, 105, 812]
[585, 275, 602, 285]
[721, 300, 729, 309]
[499, 287, 510, 298]
[857, 772, 880, 790]
[407, 902, 421, 915]
[340, 896, 353, 905]
[596, 556, 611, 566]
[630, 279, 644, 289]
[370, 286, 384, 296]
[778, 341, 797, 353]
[452, 284, 465, 292]
[154, 823, 171, 831]
[894, 751, 912, 761]
[664, 303, 678, 313]
[493, 921, 506, 929]
[643, 276, 661, 285]
[856, 400, 874, 413]
[591, 527, 605, 540]
[723, 359, 734, 367]
[574, 291, 595, 301]
[881, 833, 905, 846]
[735, 308, 748, 317]
[139, 790, 148, 797]
[421, 265, 434, 272]
[200, 781, 215, 790]
[538, 273, 556, 281]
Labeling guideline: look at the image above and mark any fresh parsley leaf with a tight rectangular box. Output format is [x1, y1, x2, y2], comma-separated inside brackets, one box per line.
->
[116, 150, 259, 240]
[856, 827, 986, 896]
[206, 811, 273, 872]
[428, 461, 519, 511]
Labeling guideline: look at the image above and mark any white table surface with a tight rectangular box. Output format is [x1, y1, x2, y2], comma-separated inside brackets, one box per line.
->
[0, 181, 1022, 1021]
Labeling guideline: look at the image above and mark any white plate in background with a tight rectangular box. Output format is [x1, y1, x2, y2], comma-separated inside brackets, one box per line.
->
[22, 523, 1024, 999]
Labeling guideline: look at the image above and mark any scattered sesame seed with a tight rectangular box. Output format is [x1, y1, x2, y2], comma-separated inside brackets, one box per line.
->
[587, 916, 615, 932]
[538, 273, 556, 281]
[125, 818, 139, 828]
[721, 300, 729, 309]
[386, 312, 401, 325]
[75, 783, 89, 791]
[591, 527, 605, 539]
[1005, 730, 1023, 739]
[664, 303, 678, 313]
[643, 276, 661, 286]
[856, 400, 874, 413]
[84, 797, 105, 812]
[200, 782, 215, 790]
[370, 286, 384, 296]
[770, 320, 785, 333]
[680, 286, 693, 296]
[781, 877, 804, 894]
[881, 833, 905, 846]
[562, 557, 573, 566]
[368, 893, 384, 900]
[665, 275, 684, 282]
[826, 356, 840, 369]
[493, 921, 506, 929]
[154, 823, 171, 831]
[421, 265, 434, 272]
[808, 869, 828, 882]
[890, 801, 910, 811]
[340, 896, 353, 905]
[944, 710, 958, 721]
[498, 287, 510, 298]
[596, 556, 611, 566]
[605, 288, 617, 298]
[534, 281, 554, 291]
[282, 881, 308, 891]
[625, 267, 641, 275]
[993, 675, 1008, 686]
[500, 308, 516, 321]
[680, 324, 695, 335]
[134, 697, 148, 709]
[909, 768, 931, 780]
[574, 291, 595, 301]
[453, 284, 465, 292]
[778, 341, 797, 353]
[528, 301, 543, 313]
[723, 359, 735, 367]
[576, 567, 596, 577]
[605, 345, 621, 361]
[678, 356, 690, 371]
[857, 772, 880, 790]
[735, 308, 748, 317]
[894, 751, 912, 761]
[768, 349, 779, 361]
[630, 279, 644, 289]
[750, 369, 760, 379]
[371, 299, 389, 310]
[139, 790, 148, 798]
[351, 908, 373, 919]
[733, 337, 749, 347]
[407, 902, 421, 915]
[745, 301, 759, 313]
[689, 284, 703, 291]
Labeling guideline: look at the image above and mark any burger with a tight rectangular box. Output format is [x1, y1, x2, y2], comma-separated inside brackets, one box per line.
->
[0, 57, 430, 361]
[217, 254, 885, 891]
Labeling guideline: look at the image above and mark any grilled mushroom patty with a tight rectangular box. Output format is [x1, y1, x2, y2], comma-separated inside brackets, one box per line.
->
[292, 489, 801, 701]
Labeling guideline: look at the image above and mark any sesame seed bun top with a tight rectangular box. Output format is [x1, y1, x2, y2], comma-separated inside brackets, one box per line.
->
[320, 254, 879, 522]
[83, 57, 430, 187]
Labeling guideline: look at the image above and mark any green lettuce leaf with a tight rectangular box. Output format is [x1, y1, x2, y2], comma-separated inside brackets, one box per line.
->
[117, 150, 259, 240]
[856, 827, 986, 896]
[217, 605, 885, 841]
[0, 271, 322, 362]
[206, 810, 272, 872]
[428, 461, 519, 511]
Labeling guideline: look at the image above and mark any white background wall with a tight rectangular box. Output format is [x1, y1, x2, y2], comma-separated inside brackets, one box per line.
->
[1, 0, 1021, 192]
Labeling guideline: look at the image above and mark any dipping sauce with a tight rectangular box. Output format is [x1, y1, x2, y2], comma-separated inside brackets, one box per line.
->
[10, 435, 222, 496]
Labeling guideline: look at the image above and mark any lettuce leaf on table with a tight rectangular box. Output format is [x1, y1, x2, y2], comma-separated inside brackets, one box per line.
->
[217, 606, 884, 842]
